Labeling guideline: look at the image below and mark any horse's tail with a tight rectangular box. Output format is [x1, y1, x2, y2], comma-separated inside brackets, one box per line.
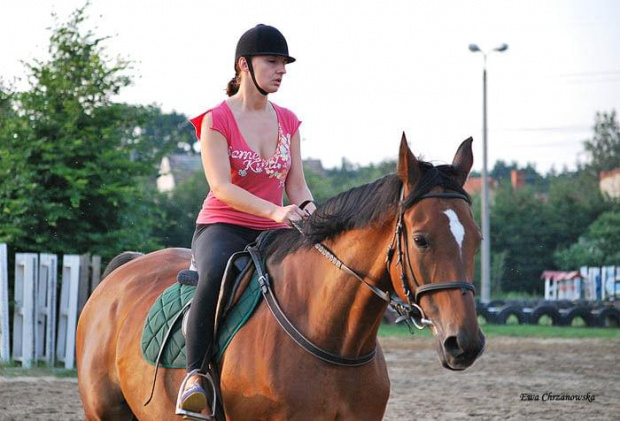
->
[101, 251, 144, 280]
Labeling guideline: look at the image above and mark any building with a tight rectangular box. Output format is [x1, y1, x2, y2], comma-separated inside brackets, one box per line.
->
[463, 176, 498, 198]
[600, 168, 620, 199]
[303, 158, 326, 176]
[157, 154, 203, 193]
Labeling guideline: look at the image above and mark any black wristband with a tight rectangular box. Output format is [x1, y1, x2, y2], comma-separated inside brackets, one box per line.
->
[299, 200, 316, 210]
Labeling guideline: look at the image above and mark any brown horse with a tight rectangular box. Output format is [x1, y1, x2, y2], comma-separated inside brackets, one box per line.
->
[76, 135, 485, 420]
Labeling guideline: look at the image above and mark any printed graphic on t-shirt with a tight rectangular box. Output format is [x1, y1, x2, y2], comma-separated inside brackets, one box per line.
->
[229, 124, 291, 187]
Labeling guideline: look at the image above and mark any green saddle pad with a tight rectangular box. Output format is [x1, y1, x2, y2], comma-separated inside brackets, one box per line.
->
[141, 272, 262, 368]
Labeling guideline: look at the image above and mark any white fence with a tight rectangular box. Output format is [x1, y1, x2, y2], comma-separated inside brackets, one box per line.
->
[12, 253, 38, 368]
[0, 244, 10, 363]
[0, 245, 101, 369]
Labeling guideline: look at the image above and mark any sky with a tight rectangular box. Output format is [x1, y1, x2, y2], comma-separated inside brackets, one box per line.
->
[2, 0, 619, 174]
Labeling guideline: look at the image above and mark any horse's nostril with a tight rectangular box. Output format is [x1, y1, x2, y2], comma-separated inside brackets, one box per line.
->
[443, 336, 464, 358]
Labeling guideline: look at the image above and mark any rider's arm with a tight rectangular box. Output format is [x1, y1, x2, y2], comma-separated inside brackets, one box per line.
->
[200, 113, 305, 224]
[285, 130, 316, 214]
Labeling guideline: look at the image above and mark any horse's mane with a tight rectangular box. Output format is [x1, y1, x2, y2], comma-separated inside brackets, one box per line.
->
[266, 161, 470, 264]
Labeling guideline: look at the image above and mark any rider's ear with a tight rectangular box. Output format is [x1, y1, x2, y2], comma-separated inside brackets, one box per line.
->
[452, 137, 474, 186]
[397, 132, 421, 187]
[238, 56, 250, 72]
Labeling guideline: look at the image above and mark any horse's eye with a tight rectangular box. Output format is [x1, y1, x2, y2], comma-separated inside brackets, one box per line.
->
[413, 235, 428, 248]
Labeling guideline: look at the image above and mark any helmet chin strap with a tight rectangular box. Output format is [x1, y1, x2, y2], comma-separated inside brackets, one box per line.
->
[245, 56, 269, 96]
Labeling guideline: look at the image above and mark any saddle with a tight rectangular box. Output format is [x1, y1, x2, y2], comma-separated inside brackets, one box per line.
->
[178, 229, 281, 350]
[143, 230, 281, 420]
[176, 250, 254, 345]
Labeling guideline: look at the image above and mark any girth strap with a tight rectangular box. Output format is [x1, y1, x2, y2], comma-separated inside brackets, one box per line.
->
[247, 245, 377, 367]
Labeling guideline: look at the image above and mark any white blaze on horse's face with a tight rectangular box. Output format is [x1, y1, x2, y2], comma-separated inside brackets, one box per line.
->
[443, 209, 465, 256]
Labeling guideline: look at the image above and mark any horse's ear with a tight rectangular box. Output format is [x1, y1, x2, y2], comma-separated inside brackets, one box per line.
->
[452, 137, 474, 186]
[397, 132, 421, 186]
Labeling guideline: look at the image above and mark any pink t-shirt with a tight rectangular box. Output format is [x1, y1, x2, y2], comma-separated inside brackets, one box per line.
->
[189, 101, 302, 230]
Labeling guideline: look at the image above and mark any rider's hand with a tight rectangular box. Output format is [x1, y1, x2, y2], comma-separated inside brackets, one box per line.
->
[272, 205, 307, 224]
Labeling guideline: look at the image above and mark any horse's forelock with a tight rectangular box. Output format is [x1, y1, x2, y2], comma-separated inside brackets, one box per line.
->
[403, 163, 470, 209]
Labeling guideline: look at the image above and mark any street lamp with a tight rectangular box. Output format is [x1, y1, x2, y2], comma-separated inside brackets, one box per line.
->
[469, 43, 508, 304]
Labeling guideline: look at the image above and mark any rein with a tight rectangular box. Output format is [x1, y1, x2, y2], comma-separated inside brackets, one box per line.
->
[247, 243, 376, 366]
[255, 187, 475, 367]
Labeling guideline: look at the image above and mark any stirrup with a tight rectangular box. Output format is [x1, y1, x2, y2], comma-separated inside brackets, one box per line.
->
[175, 369, 217, 420]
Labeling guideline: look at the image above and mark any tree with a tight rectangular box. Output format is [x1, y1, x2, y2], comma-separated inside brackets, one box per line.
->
[587, 211, 620, 261]
[490, 185, 550, 293]
[584, 110, 620, 174]
[0, 84, 38, 244]
[543, 170, 608, 250]
[490, 160, 546, 189]
[490, 160, 518, 184]
[0, 5, 162, 260]
[153, 171, 209, 248]
[142, 106, 197, 157]
[554, 210, 620, 268]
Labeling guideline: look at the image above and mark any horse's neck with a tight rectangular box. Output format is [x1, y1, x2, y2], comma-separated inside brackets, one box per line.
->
[270, 226, 392, 357]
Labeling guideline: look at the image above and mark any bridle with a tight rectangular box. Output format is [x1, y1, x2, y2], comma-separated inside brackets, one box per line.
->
[296, 186, 476, 332]
[257, 185, 477, 367]
[387, 188, 476, 329]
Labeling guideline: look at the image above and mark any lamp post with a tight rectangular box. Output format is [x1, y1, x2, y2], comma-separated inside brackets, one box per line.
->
[468, 43, 508, 304]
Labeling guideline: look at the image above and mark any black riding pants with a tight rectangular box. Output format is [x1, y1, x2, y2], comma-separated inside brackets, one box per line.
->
[186, 223, 261, 372]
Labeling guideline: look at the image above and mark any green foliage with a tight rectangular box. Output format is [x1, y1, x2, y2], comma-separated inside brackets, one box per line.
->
[491, 160, 546, 189]
[554, 210, 620, 268]
[554, 237, 605, 269]
[0, 85, 38, 244]
[378, 323, 620, 339]
[489, 169, 611, 294]
[154, 171, 209, 248]
[588, 211, 620, 260]
[490, 185, 549, 293]
[485, 115, 617, 295]
[0, 5, 164, 260]
[304, 159, 396, 204]
[479, 324, 620, 339]
[583, 110, 620, 174]
[544, 170, 608, 249]
[142, 106, 197, 157]
[2, 3, 618, 303]
[493, 291, 541, 301]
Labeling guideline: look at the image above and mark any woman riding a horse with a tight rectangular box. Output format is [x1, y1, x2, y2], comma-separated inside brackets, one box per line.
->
[181, 24, 316, 415]
[76, 25, 486, 421]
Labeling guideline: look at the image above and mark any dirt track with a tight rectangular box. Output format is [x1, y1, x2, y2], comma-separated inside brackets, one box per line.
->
[1, 336, 618, 420]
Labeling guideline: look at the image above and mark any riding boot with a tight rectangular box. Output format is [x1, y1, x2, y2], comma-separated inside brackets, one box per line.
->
[176, 368, 217, 420]
[199, 344, 227, 421]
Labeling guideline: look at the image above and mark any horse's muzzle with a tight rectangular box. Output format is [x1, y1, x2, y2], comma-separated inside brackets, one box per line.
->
[439, 329, 486, 371]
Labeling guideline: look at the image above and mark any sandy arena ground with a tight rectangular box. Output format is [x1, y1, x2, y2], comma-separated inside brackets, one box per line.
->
[1, 336, 618, 420]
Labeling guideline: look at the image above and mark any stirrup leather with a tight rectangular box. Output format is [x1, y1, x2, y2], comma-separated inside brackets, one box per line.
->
[175, 369, 217, 420]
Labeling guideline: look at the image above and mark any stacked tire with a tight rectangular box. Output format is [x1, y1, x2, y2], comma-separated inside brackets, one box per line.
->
[475, 300, 619, 327]
[494, 304, 526, 325]
[528, 304, 561, 326]
[559, 306, 596, 327]
[593, 307, 620, 328]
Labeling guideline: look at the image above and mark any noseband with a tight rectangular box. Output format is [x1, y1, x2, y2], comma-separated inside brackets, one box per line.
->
[299, 187, 476, 332]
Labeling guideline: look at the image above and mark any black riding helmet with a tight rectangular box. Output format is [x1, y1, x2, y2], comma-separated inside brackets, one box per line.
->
[235, 24, 295, 96]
